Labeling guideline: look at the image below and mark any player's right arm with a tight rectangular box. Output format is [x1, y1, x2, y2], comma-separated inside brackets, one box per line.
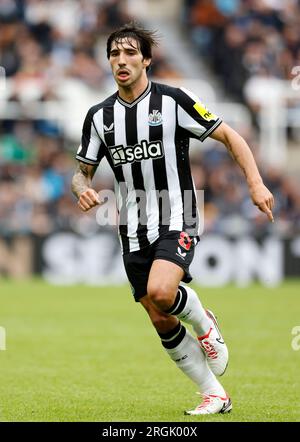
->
[72, 105, 106, 212]
[71, 161, 101, 212]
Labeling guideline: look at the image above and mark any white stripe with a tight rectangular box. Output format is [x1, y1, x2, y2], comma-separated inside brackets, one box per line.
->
[113, 101, 139, 252]
[192, 176, 200, 235]
[136, 94, 160, 244]
[167, 290, 182, 315]
[180, 86, 201, 103]
[86, 115, 102, 162]
[162, 96, 183, 231]
[109, 105, 123, 237]
[199, 118, 222, 141]
[178, 104, 206, 139]
[93, 108, 105, 144]
[75, 154, 99, 165]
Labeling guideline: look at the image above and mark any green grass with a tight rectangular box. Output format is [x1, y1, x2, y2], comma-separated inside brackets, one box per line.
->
[0, 279, 300, 422]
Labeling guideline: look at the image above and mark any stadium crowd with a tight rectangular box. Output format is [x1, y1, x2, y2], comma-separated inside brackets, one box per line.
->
[183, 0, 300, 99]
[1, 0, 300, 238]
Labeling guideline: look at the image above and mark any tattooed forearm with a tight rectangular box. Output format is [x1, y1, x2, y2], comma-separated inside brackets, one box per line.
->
[71, 162, 98, 198]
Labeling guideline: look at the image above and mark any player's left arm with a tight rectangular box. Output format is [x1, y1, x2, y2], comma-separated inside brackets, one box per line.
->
[210, 122, 275, 222]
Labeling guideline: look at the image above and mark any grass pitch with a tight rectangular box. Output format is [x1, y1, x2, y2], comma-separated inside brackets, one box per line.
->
[0, 279, 299, 422]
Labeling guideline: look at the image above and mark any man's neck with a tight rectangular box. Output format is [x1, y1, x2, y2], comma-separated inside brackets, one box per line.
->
[118, 76, 149, 103]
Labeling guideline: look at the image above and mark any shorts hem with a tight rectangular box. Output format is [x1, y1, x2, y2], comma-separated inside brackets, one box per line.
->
[133, 292, 147, 302]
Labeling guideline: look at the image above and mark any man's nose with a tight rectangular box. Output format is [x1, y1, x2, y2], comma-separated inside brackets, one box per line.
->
[118, 52, 126, 65]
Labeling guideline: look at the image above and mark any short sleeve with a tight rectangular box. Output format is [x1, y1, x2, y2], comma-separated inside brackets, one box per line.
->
[76, 108, 105, 165]
[177, 87, 222, 141]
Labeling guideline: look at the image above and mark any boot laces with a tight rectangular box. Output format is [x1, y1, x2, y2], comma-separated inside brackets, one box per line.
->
[200, 339, 218, 359]
[196, 394, 213, 410]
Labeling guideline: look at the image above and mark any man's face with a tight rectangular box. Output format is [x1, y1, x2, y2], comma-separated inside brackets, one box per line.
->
[109, 37, 150, 87]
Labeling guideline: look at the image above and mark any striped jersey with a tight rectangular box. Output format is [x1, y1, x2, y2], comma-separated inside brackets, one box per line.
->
[76, 81, 222, 254]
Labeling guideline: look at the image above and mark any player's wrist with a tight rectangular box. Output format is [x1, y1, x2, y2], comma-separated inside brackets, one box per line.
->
[78, 187, 95, 198]
[247, 176, 264, 190]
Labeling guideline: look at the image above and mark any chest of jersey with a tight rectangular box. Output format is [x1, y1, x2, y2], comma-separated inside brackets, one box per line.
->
[101, 96, 178, 169]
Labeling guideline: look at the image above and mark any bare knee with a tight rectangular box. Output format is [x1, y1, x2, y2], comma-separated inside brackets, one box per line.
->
[147, 283, 176, 311]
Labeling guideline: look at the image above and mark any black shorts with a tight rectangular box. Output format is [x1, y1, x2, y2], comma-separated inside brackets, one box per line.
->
[123, 230, 199, 302]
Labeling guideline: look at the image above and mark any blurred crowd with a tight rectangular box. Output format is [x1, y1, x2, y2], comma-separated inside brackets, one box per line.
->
[0, 0, 300, 238]
[183, 0, 300, 109]
[0, 0, 178, 99]
[190, 146, 300, 236]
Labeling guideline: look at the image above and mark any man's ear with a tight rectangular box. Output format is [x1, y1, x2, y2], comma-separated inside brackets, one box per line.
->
[143, 58, 151, 69]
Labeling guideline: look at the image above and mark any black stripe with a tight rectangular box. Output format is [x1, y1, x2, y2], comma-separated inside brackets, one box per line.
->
[103, 105, 130, 254]
[175, 122, 198, 235]
[169, 285, 188, 316]
[125, 106, 150, 249]
[199, 118, 222, 141]
[75, 155, 99, 165]
[164, 290, 182, 315]
[80, 106, 105, 162]
[79, 97, 116, 163]
[176, 88, 218, 132]
[161, 325, 186, 349]
[157, 321, 181, 340]
[149, 91, 170, 235]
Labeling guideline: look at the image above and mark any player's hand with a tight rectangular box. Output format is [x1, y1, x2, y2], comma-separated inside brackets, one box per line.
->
[249, 183, 275, 222]
[78, 188, 104, 212]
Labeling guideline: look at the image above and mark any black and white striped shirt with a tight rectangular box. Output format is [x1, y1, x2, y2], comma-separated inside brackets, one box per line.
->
[76, 81, 222, 254]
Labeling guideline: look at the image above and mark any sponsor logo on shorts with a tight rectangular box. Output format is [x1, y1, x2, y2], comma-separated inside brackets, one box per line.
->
[176, 247, 186, 260]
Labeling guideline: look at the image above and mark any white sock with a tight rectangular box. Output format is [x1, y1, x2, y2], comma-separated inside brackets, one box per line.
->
[165, 285, 212, 336]
[158, 322, 225, 396]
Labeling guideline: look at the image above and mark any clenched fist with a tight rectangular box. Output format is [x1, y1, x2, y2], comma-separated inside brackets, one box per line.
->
[78, 188, 103, 212]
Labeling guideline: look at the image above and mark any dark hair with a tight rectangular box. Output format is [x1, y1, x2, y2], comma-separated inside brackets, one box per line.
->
[106, 22, 159, 70]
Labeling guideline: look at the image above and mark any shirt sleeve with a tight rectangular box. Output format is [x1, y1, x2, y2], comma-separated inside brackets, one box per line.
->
[76, 108, 106, 165]
[176, 87, 222, 141]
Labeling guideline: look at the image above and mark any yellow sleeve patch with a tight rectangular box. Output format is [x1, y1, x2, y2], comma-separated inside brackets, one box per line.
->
[193, 102, 217, 122]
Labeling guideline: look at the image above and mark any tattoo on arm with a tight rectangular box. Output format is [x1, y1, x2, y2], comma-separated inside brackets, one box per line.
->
[71, 162, 98, 198]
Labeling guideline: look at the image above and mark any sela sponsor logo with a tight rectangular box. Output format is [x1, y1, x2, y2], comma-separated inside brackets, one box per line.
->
[148, 109, 163, 126]
[109, 139, 164, 166]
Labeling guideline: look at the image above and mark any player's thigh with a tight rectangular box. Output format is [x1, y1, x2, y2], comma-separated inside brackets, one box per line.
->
[147, 259, 184, 298]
